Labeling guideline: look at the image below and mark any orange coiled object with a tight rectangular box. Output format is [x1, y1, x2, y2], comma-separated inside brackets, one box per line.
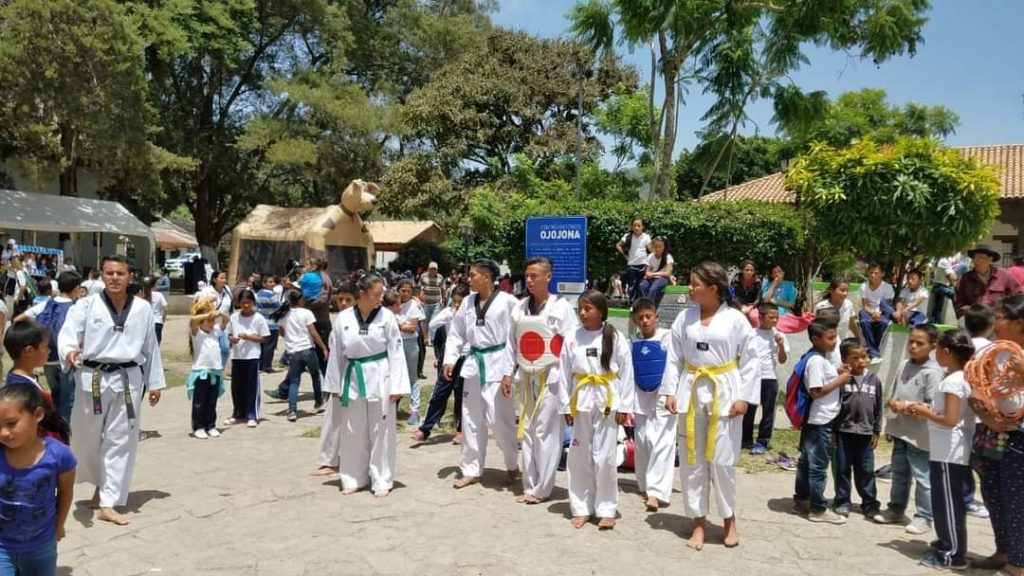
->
[964, 340, 1024, 418]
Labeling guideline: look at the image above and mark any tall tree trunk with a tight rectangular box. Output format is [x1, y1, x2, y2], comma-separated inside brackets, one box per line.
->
[194, 171, 219, 271]
[646, 39, 659, 200]
[58, 125, 78, 197]
[655, 48, 677, 200]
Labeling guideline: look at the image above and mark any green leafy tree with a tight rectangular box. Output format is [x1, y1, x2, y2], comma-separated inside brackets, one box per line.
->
[380, 29, 639, 218]
[786, 137, 1000, 283]
[596, 87, 655, 171]
[570, 0, 930, 200]
[675, 135, 783, 199]
[0, 0, 162, 200]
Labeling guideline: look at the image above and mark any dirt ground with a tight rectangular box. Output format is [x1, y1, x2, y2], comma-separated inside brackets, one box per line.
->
[57, 315, 997, 575]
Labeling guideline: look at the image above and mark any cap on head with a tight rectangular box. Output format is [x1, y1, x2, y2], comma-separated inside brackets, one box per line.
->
[428, 261, 438, 270]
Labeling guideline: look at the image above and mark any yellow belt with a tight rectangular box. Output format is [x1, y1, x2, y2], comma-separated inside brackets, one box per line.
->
[684, 359, 739, 465]
[517, 371, 549, 441]
[570, 372, 616, 419]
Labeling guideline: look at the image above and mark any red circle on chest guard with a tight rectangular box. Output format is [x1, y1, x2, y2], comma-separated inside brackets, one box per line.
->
[550, 334, 564, 357]
[519, 332, 545, 361]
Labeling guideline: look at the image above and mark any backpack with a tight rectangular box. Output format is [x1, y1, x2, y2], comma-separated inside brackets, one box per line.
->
[784, 350, 820, 429]
[37, 299, 73, 362]
[632, 339, 668, 392]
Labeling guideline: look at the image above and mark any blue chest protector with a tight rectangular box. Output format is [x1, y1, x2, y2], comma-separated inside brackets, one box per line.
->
[632, 339, 668, 392]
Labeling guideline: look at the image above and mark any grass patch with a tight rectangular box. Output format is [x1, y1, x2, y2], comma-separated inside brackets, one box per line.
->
[737, 428, 895, 474]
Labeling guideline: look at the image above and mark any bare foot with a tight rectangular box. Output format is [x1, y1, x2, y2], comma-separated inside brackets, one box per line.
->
[598, 517, 616, 530]
[373, 490, 390, 498]
[453, 476, 480, 489]
[524, 494, 548, 505]
[723, 516, 739, 548]
[516, 494, 531, 503]
[89, 489, 100, 510]
[309, 466, 338, 477]
[570, 516, 590, 529]
[645, 496, 659, 512]
[341, 488, 359, 496]
[640, 492, 648, 502]
[97, 507, 131, 526]
[687, 518, 707, 551]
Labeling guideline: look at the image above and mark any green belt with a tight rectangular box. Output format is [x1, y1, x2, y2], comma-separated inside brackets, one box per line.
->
[342, 351, 389, 407]
[470, 343, 506, 385]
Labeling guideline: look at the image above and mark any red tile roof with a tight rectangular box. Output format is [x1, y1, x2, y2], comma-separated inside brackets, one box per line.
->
[700, 144, 1024, 203]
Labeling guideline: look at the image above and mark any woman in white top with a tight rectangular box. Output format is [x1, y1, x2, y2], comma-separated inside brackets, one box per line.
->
[396, 279, 425, 425]
[662, 261, 760, 550]
[814, 279, 859, 341]
[323, 274, 409, 497]
[638, 236, 674, 303]
[226, 290, 270, 428]
[142, 277, 169, 344]
[558, 290, 634, 530]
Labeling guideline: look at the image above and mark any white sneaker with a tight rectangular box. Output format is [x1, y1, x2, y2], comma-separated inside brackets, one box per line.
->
[905, 518, 932, 535]
[193, 429, 209, 440]
[207, 428, 221, 438]
[247, 419, 258, 428]
[870, 357, 883, 365]
[808, 509, 847, 524]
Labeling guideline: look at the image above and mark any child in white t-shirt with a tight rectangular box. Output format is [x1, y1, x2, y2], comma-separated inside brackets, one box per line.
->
[858, 264, 896, 363]
[189, 300, 225, 439]
[907, 329, 976, 570]
[226, 290, 270, 428]
[744, 304, 789, 454]
[895, 269, 929, 327]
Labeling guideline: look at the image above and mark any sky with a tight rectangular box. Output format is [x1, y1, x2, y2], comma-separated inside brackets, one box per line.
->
[491, 0, 1024, 153]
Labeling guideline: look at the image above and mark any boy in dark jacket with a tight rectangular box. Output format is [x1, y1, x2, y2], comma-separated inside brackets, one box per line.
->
[832, 338, 883, 517]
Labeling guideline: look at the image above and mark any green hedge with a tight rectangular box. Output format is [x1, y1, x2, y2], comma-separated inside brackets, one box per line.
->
[467, 189, 806, 282]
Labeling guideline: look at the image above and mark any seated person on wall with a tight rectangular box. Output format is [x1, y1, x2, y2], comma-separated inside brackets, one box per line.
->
[638, 236, 674, 304]
[857, 263, 895, 364]
[893, 269, 928, 328]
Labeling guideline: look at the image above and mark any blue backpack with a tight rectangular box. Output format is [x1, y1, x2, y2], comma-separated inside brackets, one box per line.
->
[36, 299, 73, 362]
[632, 339, 668, 392]
[784, 350, 820, 429]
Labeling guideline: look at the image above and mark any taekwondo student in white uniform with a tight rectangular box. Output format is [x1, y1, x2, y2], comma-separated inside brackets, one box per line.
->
[501, 256, 578, 504]
[661, 262, 759, 550]
[629, 297, 677, 512]
[558, 290, 634, 529]
[444, 259, 520, 489]
[59, 255, 164, 526]
[311, 282, 356, 477]
[323, 275, 409, 497]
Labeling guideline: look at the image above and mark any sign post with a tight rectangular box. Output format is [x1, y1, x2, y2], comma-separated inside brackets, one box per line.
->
[525, 216, 587, 296]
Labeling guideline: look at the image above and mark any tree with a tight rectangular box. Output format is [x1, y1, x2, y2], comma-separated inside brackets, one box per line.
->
[675, 135, 783, 199]
[0, 0, 159, 199]
[595, 87, 655, 171]
[570, 0, 930, 200]
[134, 0, 348, 267]
[786, 137, 1000, 280]
[379, 29, 639, 218]
[777, 88, 959, 150]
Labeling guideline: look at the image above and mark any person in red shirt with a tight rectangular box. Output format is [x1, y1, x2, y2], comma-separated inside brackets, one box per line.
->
[954, 245, 1023, 316]
[1009, 255, 1024, 287]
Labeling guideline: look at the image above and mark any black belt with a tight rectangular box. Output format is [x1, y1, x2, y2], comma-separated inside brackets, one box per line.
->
[82, 360, 140, 423]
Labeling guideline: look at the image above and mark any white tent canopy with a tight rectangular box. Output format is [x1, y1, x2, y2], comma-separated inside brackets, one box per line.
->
[0, 188, 155, 271]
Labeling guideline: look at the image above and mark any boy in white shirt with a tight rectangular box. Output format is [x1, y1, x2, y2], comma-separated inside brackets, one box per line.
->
[894, 269, 929, 327]
[857, 264, 896, 363]
[744, 304, 789, 454]
[794, 319, 851, 524]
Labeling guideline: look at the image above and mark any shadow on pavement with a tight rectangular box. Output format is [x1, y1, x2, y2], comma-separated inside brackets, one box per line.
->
[126, 489, 171, 512]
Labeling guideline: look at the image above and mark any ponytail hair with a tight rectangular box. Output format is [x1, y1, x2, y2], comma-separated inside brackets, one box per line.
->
[271, 290, 303, 322]
[0, 382, 70, 444]
[579, 289, 615, 372]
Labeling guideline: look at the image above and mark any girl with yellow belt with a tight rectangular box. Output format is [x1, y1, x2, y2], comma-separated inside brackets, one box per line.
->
[662, 262, 760, 550]
[558, 290, 634, 530]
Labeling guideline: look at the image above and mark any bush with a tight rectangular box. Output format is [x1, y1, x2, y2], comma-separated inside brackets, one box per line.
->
[467, 188, 806, 281]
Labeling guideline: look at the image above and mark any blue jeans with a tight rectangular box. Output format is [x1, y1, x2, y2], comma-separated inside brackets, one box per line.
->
[43, 364, 75, 424]
[795, 422, 833, 513]
[639, 277, 669, 302]
[887, 437, 932, 521]
[929, 284, 955, 324]
[281, 348, 322, 412]
[625, 265, 646, 302]
[858, 302, 893, 358]
[0, 537, 56, 576]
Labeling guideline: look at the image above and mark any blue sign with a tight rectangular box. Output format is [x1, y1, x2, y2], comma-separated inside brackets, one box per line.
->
[525, 216, 587, 294]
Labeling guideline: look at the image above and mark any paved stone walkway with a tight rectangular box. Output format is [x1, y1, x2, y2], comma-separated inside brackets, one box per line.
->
[58, 317, 996, 575]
